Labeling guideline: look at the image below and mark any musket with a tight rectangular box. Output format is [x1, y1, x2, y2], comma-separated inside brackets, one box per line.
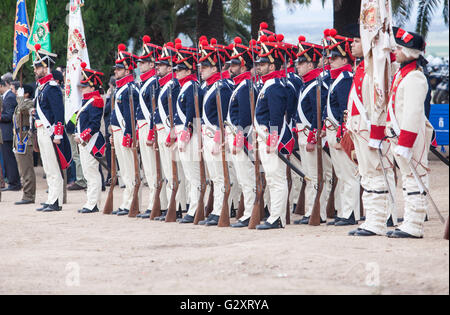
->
[193, 47, 207, 224]
[309, 40, 327, 226]
[430, 147, 449, 166]
[149, 88, 164, 220]
[215, 47, 231, 228]
[103, 92, 117, 214]
[165, 51, 179, 223]
[326, 168, 338, 219]
[294, 178, 306, 216]
[248, 47, 264, 228]
[128, 84, 141, 218]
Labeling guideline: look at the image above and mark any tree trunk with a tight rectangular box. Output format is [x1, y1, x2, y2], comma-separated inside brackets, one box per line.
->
[333, 0, 361, 34]
[250, 0, 275, 40]
[196, 0, 224, 43]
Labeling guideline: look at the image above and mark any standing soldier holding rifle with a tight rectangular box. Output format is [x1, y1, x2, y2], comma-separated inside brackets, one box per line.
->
[173, 41, 203, 224]
[322, 30, 361, 226]
[293, 37, 331, 225]
[154, 42, 187, 221]
[253, 34, 295, 230]
[74, 62, 106, 214]
[135, 36, 168, 219]
[197, 38, 233, 226]
[226, 37, 258, 228]
[109, 44, 139, 216]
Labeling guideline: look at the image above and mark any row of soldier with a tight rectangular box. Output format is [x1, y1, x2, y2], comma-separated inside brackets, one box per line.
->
[28, 22, 434, 238]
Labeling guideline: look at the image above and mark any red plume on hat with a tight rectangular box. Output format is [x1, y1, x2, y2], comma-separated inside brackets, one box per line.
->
[34, 44, 41, 51]
[234, 37, 242, 45]
[260, 22, 269, 30]
[118, 43, 127, 52]
[143, 35, 151, 44]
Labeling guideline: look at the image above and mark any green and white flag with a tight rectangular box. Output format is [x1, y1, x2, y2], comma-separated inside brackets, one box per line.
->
[27, 0, 51, 59]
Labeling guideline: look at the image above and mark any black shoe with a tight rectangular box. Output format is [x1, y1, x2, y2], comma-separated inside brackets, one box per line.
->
[1, 185, 21, 192]
[42, 201, 62, 212]
[199, 214, 219, 226]
[354, 229, 377, 237]
[386, 230, 394, 237]
[348, 228, 362, 236]
[178, 214, 195, 224]
[138, 209, 151, 219]
[67, 183, 86, 191]
[36, 204, 49, 211]
[15, 199, 34, 205]
[299, 216, 310, 225]
[205, 214, 220, 226]
[388, 229, 423, 239]
[256, 218, 283, 230]
[80, 206, 99, 214]
[112, 208, 123, 215]
[155, 210, 168, 221]
[335, 213, 357, 226]
[117, 209, 130, 216]
[231, 218, 250, 228]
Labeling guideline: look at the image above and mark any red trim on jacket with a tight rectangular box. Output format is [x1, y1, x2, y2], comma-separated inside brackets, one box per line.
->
[398, 129, 418, 148]
[330, 64, 353, 79]
[83, 90, 100, 100]
[233, 71, 252, 85]
[261, 70, 282, 84]
[302, 68, 322, 83]
[116, 74, 134, 88]
[206, 72, 222, 86]
[38, 74, 54, 85]
[178, 74, 197, 87]
[140, 68, 156, 82]
[158, 72, 176, 87]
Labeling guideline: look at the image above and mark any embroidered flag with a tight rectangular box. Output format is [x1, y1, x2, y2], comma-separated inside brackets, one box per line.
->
[360, 0, 396, 125]
[64, 0, 90, 124]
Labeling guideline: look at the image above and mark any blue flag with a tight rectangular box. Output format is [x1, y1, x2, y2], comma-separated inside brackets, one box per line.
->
[13, 0, 30, 80]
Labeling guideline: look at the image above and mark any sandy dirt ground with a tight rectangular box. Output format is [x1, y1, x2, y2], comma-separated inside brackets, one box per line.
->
[0, 158, 448, 295]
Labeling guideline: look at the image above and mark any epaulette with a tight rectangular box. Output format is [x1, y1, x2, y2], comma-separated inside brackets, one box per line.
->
[93, 96, 104, 108]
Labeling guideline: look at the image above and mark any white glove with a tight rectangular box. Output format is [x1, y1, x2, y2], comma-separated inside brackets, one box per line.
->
[17, 87, 24, 97]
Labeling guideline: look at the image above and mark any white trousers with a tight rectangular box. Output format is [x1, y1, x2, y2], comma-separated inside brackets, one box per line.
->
[297, 129, 332, 221]
[256, 133, 288, 227]
[289, 154, 304, 208]
[79, 143, 102, 210]
[156, 124, 187, 211]
[138, 121, 168, 211]
[391, 123, 432, 237]
[326, 127, 361, 220]
[176, 125, 202, 217]
[112, 128, 136, 210]
[37, 124, 63, 205]
[226, 132, 256, 222]
[352, 130, 396, 235]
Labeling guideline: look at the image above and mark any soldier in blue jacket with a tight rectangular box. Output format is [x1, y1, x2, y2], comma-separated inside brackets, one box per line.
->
[225, 37, 258, 228]
[134, 36, 168, 219]
[110, 44, 140, 216]
[32, 44, 72, 212]
[75, 62, 106, 214]
[154, 42, 187, 221]
[253, 34, 295, 230]
[293, 37, 332, 225]
[173, 42, 203, 224]
[198, 38, 233, 226]
[323, 31, 361, 226]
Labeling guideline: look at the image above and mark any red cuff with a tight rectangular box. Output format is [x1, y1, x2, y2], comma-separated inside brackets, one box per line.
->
[165, 132, 178, 145]
[54, 122, 64, 136]
[267, 131, 279, 148]
[307, 129, 317, 144]
[147, 128, 155, 142]
[80, 128, 92, 142]
[233, 130, 244, 148]
[122, 134, 132, 148]
[370, 125, 385, 141]
[398, 130, 418, 148]
[213, 130, 221, 144]
[180, 130, 191, 143]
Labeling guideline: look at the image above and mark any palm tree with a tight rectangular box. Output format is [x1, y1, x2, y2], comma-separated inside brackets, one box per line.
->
[392, 0, 449, 38]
